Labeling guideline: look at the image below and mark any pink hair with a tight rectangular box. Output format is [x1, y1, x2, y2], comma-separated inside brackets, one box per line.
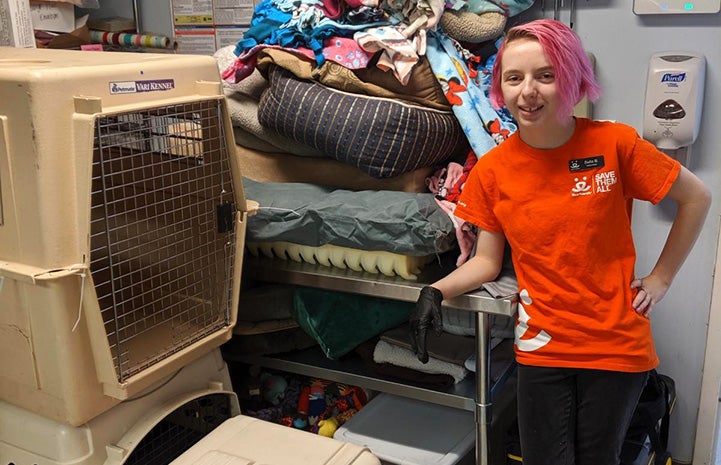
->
[490, 19, 601, 119]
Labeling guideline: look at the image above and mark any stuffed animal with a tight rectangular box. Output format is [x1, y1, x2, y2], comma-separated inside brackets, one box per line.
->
[260, 372, 288, 406]
[307, 380, 327, 426]
[293, 414, 309, 430]
[317, 417, 340, 437]
[297, 385, 311, 415]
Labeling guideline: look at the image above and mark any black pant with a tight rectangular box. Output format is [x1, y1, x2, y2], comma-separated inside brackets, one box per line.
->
[517, 364, 648, 465]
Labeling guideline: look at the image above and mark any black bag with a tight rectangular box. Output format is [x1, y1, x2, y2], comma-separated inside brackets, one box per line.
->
[620, 370, 676, 465]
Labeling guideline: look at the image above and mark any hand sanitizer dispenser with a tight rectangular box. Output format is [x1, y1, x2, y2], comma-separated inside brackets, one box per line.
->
[643, 52, 706, 151]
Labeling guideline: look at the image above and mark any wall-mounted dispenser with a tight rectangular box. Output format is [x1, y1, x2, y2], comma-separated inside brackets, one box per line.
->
[634, 0, 721, 14]
[642, 52, 706, 164]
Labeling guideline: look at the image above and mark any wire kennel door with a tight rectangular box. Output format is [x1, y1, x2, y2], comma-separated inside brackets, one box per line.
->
[88, 99, 238, 387]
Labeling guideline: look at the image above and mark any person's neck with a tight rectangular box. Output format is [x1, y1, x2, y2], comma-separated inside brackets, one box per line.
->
[519, 117, 576, 149]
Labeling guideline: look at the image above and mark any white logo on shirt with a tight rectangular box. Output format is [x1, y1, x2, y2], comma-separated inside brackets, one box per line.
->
[594, 170, 618, 193]
[515, 289, 552, 352]
[571, 176, 592, 196]
[570, 170, 617, 196]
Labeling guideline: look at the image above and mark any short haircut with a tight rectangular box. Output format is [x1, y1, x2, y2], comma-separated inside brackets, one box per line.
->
[490, 19, 601, 119]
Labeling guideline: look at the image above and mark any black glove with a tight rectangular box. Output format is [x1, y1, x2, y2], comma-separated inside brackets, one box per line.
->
[409, 286, 444, 364]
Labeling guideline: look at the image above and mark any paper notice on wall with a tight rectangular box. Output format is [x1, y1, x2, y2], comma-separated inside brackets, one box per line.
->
[0, 0, 36, 47]
[171, 0, 255, 54]
[215, 26, 247, 49]
[214, 0, 254, 7]
[172, 0, 213, 25]
[29, 1, 76, 33]
[213, 6, 253, 25]
[174, 26, 216, 55]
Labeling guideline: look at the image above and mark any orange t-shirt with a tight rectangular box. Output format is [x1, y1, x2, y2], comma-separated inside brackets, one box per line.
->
[455, 118, 681, 372]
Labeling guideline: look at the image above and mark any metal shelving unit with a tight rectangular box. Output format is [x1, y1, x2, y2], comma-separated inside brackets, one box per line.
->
[229, 337, 516, 412]
[232, 254, 519, 465]
[241, 255, 516, 314]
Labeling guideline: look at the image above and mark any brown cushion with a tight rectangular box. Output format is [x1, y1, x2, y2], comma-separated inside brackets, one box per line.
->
[235, 144, 433, 193]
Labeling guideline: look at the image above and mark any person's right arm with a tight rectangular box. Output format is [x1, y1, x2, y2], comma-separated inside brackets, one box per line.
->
[409, 228, 507, 362]
[432, 228, 507, 299]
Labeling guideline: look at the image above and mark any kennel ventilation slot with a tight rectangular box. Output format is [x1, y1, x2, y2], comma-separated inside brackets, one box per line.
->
[122, 392, 234, 465]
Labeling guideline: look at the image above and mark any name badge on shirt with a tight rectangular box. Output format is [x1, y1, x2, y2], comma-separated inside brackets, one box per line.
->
[569, 156, 605, 172]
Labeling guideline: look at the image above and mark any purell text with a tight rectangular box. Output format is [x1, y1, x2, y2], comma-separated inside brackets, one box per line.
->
[661, 73, 686, 83]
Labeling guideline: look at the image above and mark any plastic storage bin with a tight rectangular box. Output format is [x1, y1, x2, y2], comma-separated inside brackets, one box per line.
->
[333, 393, 476, 465]
[0, 47, 250, 426]
[171, 414, 381, 465]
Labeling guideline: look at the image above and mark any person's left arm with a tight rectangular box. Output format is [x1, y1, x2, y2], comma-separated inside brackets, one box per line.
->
[631, 165, 712, 316]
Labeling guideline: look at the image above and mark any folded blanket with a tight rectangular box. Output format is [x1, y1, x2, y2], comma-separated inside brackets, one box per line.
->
[373, 340, 469, 384]
[482, 267, 519, 298]
[355, 339, 455, 387]
[441, 306, 515, 339]
[293, 288, 413, 360]
[380, 323, 474, 366]
[235, 145, 433, 193]
[255, 47, 451, 111]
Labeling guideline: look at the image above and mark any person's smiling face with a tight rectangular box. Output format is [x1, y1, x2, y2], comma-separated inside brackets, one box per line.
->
[500, 37, 562, 132]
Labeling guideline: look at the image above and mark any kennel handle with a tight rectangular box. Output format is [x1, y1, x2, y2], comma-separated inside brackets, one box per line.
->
[0, 260, 86, 284]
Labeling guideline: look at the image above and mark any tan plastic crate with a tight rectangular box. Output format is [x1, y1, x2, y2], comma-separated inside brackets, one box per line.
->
[0, 349, 240, 465]
[0, 47, 249, 426]
[171, 414, 382, 465]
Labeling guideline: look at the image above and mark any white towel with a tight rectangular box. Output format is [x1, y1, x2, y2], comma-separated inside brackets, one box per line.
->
[373, 340, 469, 384]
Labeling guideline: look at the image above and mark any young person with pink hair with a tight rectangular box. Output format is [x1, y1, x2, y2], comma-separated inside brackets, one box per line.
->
[409, 19, 711, 465]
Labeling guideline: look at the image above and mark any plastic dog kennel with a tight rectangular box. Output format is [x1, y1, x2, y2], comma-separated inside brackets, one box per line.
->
[0, 47, 249, 427]
[0, 348, 240, 465]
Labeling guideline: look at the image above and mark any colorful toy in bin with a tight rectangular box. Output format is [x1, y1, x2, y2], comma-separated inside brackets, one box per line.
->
[306, 382, 369, 434]
[293, 415, 309, 430]
[298, 385, 311, 415]
[246, 373, 370, 436]
[318, 417, 340, 437]
[308, 379, 329, 426]
[260, 372, 288, 406]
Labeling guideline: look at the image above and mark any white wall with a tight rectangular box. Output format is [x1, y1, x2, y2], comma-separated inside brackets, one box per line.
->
[514, 2, 721, 463]
[85, 0, 174, 37]
[697, 233, 721, 465]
